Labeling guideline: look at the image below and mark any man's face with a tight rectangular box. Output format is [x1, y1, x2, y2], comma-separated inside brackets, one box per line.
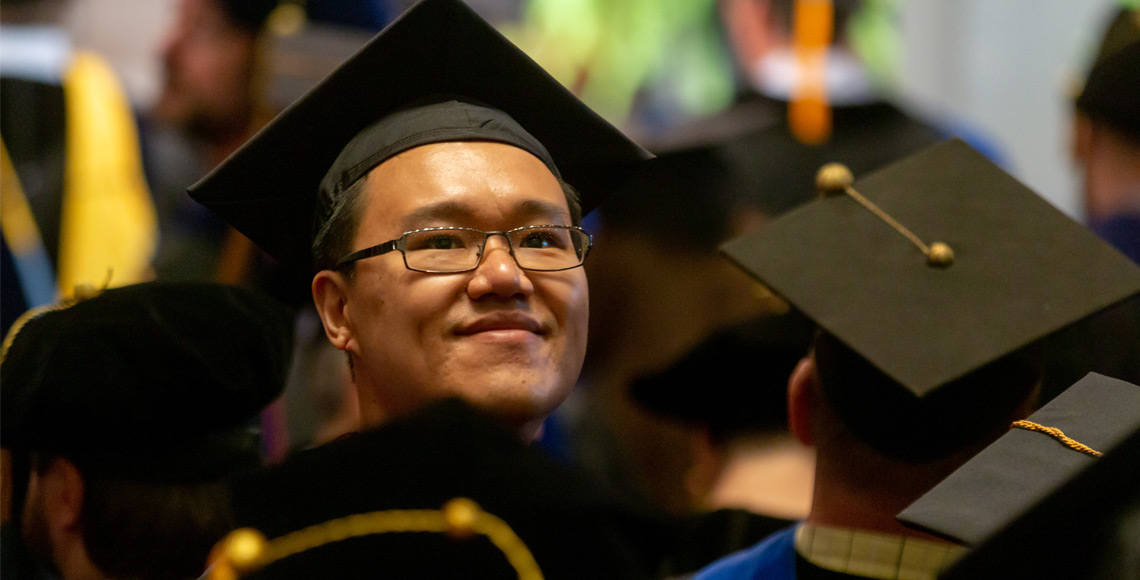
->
[153, 0, 257, 139]
[326, 141, 588, 432]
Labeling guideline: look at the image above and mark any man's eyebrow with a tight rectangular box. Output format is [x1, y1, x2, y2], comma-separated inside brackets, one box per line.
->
[513, 199, 572, 223]
[400, 201, 475, 229]
[400, 199, 571, 229]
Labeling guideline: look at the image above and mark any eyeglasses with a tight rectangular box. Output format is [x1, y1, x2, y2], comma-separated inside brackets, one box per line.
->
[335, 225, 592, 273]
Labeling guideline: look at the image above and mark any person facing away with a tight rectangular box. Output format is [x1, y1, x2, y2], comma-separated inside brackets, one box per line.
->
[0, 282, 293, 580]
[1041, 5, 1140, 415]
[692, 334, 1040, 580]
[187, 0, 650, 441]
[1071, 6, 1140, 262]
[695, 139, 1140, 579]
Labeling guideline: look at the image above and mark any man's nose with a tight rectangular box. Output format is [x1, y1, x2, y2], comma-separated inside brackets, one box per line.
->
[466, 235, 533, 300]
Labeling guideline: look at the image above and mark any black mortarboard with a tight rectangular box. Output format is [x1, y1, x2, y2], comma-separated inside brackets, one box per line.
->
[598, 145, 741, 252]
[1, 282, 294, 482]
[720, 139, 1140, 399]
[896, 373, 1140, 579]
[897, 372, 1140, 545]
[215, 398, 668, 579]
[218, 0, 280, 32]
[190, 0, 649, 274]
[1075, 9, 1140, 140]
[630, 311, 813, 437]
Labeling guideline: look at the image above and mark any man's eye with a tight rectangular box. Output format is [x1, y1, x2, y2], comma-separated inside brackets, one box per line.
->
[518, 229, 566, 249]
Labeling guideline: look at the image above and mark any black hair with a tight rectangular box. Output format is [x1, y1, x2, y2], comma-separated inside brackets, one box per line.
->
[27, 455, 237, 580]
[812, 330, 1042, 463]
[81, 476, 235, 580]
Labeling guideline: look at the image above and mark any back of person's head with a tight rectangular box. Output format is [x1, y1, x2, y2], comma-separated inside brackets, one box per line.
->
[214, 0, 279, 34]
[1075, 8, 1140, 145]
[631, 311, 814, 443]
[812, 330, 1042, 463]
[23, 454, 234, 580]
[2, 282, 293, 579]
[600, 146, 740, 253]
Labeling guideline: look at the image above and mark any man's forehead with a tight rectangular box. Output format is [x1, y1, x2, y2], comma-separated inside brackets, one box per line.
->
[371, 139, 559, 179]
[360, 141, 570, 229]
[392, 199, 572, 230]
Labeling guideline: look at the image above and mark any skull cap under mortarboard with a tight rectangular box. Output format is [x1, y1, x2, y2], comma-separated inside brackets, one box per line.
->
[719, 139, 1140, 400]
[189, 0, 649, 275]
[0, 282, 294, 482]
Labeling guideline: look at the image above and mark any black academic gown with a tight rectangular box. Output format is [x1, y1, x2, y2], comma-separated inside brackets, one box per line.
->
[1, 524, 59, 580]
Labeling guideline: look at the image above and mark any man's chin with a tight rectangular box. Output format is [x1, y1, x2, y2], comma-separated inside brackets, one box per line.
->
[449, 378, 569, 437]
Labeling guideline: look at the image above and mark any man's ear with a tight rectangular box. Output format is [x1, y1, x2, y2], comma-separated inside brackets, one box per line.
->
[312, 270, 356, 352]
[685, 427, 726, 506]
[40, 458, 84, 534]
[1072, 113, 1093, 165]
[787, 356, 817, 448]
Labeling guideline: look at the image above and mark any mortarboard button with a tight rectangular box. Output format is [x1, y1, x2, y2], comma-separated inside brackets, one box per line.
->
[926, 242, 954, 268]
[814, 162, 853, 194]
[814, 161, 955, 269]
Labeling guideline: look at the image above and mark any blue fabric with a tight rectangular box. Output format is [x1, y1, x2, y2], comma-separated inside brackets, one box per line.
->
[1091, 213, 1140, 264]
[694, 524, 798, 580]
[935, 121, 1007, 170]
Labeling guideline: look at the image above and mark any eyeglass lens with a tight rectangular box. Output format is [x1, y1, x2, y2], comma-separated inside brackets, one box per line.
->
[403, 227, 588, 272]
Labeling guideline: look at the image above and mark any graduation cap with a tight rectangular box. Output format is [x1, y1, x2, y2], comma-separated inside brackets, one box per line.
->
[218, 0, 281, 32]
[190, 0, 649, 274]
[630, 311, 813, 437]
[897, 372, 1140, 544]
[720, 138, 1140, 401]
[1075, 8, 1140, 140]
[895, 373, 1140, 579]
[598, 144, 742, 252]
[210, 398, 668, 579]
[0, 282, 294, 482]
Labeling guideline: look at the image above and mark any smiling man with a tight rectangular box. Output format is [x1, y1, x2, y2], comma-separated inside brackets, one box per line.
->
[189, 0, 648, 438]
[313, 140, 590, 436]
